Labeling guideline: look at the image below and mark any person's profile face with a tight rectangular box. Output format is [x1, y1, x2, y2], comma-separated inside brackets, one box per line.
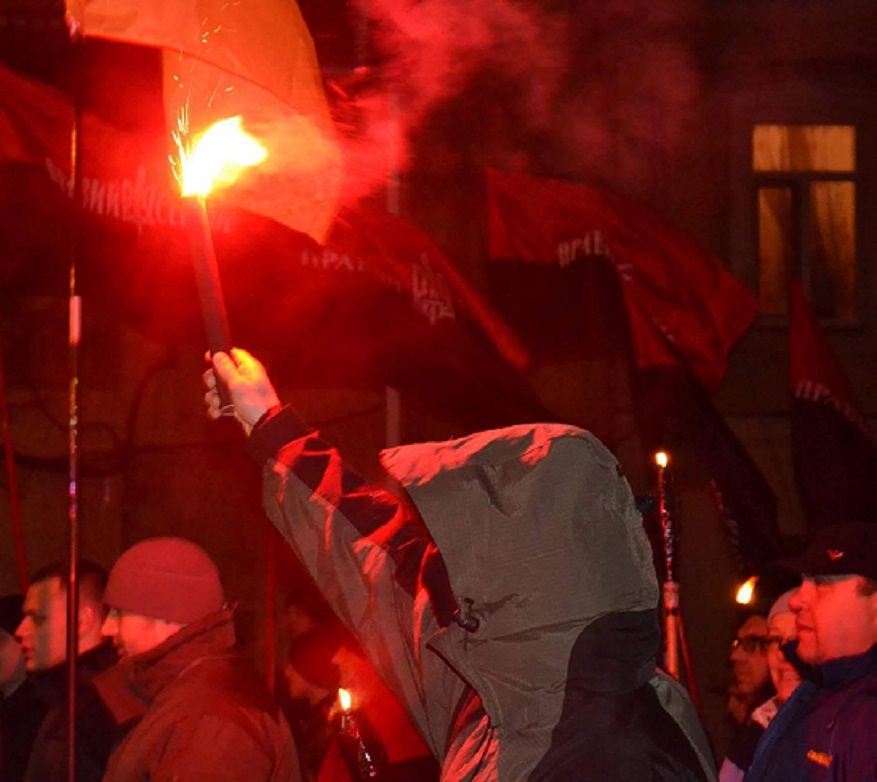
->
[730, 615, 770, 696]
[15, 578, 68, 672]
[765, 612, 800, 702]
[790, 575, 877, 665]
[101, 609, 177, 659]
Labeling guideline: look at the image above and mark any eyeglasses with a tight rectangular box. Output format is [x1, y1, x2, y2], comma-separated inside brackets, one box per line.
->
[731, 635, 768, 654]
[764, 635, 796, 648]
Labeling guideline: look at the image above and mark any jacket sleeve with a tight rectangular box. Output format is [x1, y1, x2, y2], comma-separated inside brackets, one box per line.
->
[246, 406, 461, 758]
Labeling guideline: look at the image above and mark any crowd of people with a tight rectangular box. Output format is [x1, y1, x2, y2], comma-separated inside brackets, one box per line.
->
[0, 347, 875, 781]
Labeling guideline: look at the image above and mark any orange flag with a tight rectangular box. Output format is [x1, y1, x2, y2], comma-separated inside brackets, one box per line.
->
[65, 0, 342, 243]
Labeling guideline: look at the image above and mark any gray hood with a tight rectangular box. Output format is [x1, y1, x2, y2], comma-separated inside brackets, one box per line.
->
[381, 423, 659, 740]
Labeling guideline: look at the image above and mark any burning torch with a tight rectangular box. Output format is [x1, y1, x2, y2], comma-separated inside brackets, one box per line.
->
[736, 575, 758, 606]
[174, 114, 266, 413]
[654, 451, 700, 707]
[336, 688, 385, 782]
[655, 450, 679, 679]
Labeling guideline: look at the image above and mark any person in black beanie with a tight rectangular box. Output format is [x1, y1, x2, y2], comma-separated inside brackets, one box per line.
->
[93, 536, 301, 782]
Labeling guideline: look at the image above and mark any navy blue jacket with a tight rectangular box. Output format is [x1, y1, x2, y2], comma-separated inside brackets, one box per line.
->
[745, 643, 877, 782]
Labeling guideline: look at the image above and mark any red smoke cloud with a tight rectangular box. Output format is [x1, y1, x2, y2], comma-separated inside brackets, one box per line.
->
[328, 0, 702, 203]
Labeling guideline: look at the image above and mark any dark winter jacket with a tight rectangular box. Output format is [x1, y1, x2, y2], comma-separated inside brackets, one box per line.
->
[24, 640, 118, 782]
[94, 609, 300, 781]
[744, 643, 877, 782]
[1, 675, 47, 782]
[247, 407, 717, 781]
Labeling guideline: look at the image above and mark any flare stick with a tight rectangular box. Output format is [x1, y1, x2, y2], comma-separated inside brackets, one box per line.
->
[185, 196, 234, 413]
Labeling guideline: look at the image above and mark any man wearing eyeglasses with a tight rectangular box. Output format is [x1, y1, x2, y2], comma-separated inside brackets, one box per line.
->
[728, 616, 772, 727]
[720, 591, 804, 782]
[744, 523, 877, 782]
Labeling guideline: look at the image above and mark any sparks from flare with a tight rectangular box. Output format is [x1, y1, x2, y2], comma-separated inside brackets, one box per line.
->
[172, 108, 267, 198]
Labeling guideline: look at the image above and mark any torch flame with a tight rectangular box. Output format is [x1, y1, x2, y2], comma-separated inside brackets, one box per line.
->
[655, 451, 669, 469]
[736, 576, 758, 605]
[175, 115, 267, 198]
[338, 688, 352, 712]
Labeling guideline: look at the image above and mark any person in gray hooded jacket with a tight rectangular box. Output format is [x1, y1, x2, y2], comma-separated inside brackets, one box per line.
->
[205, 348, 717, 782]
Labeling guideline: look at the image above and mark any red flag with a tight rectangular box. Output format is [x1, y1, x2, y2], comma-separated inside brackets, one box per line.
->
[0, 65, 71, 167]
[0, 59, 537, 428]
[65, 0, 342, 243]
[211, 206, 546, 428]
[487, 168, 757, 388]
[0, 50, 182, 222]
[326, 207, 529, 372]
[0, 58, 153, 296]
[790, 278, 877, 529]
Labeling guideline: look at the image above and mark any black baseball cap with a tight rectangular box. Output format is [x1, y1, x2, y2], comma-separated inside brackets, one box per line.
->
[779, 523, 877, 580]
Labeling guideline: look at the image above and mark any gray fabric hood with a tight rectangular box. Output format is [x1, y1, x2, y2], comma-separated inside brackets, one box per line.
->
[380, 423, 659, 739]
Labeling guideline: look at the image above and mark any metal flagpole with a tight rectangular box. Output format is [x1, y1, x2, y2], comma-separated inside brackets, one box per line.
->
[65, 16, 85, 781]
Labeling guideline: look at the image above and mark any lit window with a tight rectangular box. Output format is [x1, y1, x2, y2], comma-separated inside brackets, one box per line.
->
[753, 125, 856, 321]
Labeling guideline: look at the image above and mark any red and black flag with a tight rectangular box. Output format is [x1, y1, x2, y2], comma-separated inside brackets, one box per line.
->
[790, 278, 877, 529]
[635, 365, 783, 573]
[216, 204, 546, 428]
[486, 166, 782, 570]
[486, 167, 756, 388]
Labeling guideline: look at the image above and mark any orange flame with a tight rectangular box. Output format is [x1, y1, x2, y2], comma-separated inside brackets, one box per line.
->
[736, 576, 758, 605]
[654, 451, 669, 469]
[174, 114, 267, 198]
[338, 688, 352, 712]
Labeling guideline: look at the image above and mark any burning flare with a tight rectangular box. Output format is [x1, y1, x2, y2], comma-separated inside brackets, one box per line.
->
[338, 688, 352, 712]
[654, 451, 669, 469]
[174, 113, 267, 198]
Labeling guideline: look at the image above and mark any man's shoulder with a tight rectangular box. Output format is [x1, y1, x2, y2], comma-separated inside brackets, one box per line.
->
[828, 661, 877, 702]
[163, 653, 281, 719]
[129, 654, 288, 756]
[105, 658, 297, 782]
[831, 666, 877, 716]
[802, 668, 877, 750]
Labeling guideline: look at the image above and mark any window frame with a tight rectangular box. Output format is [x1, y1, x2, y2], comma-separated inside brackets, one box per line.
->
[750, 125, 861, 328]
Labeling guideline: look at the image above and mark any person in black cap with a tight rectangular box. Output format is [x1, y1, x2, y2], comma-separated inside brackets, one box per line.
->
[92, 537, 302, 781]
[744, 522, 877, 782]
